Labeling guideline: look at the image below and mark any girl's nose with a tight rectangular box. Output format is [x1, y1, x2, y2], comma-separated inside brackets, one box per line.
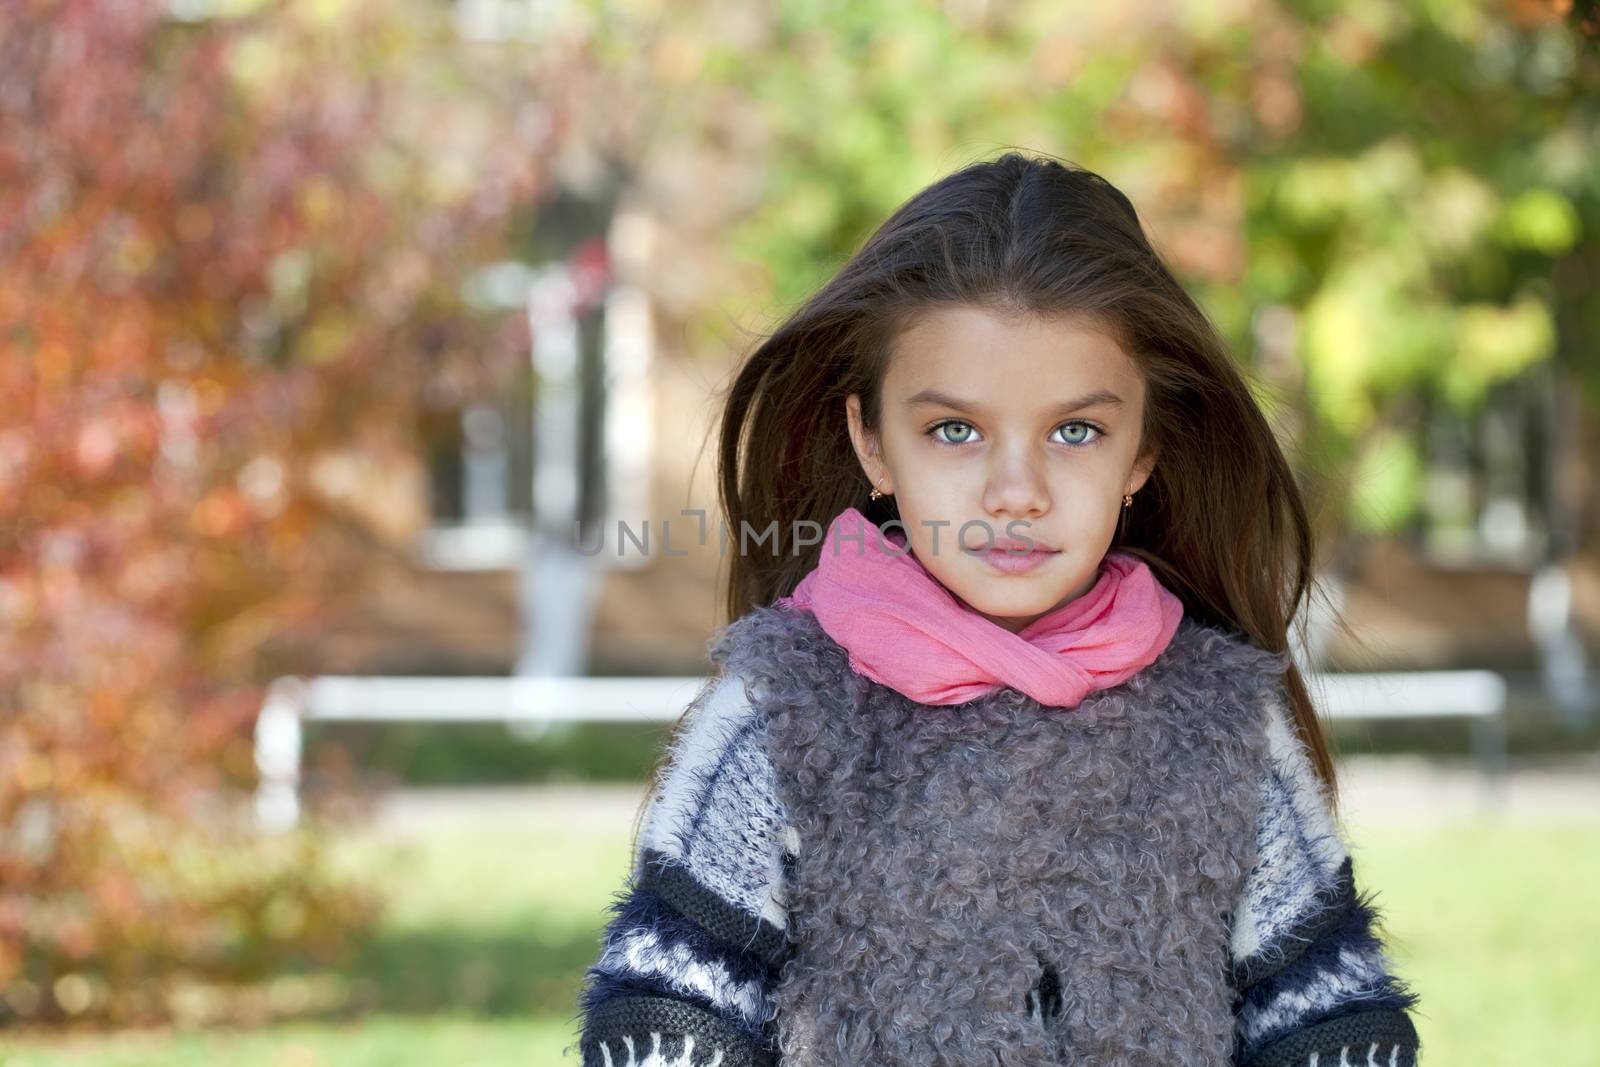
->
[982, 453, 1049, 519]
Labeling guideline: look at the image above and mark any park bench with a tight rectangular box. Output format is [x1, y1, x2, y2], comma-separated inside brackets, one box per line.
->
[253, 668, 1508, 831]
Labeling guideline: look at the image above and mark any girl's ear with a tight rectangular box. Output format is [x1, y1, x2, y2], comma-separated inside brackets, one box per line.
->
[1126, 445, 1158, 497]
[844, 393, 891, 494]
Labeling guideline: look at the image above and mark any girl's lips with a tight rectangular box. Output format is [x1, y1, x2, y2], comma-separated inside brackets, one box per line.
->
[979, 547, 1058, 573]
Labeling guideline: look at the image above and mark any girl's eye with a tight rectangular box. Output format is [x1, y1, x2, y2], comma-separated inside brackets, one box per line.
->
[926, 419, 1103, 448]
[929, 420, 979, 446]
[1052, 420, 1102, 447]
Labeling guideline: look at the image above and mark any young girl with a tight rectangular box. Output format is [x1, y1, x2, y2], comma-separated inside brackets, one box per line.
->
[569, 152, 1422, 1067]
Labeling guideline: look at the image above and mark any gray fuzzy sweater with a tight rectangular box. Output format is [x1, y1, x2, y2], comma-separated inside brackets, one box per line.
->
[573, 603, 1422, 1067]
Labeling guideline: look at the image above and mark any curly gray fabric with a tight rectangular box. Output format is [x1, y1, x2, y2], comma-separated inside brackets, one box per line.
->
[709, 602, 1294, 1067]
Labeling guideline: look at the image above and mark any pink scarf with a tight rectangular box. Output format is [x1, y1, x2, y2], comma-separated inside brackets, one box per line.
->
[774, 506, 1185, 708]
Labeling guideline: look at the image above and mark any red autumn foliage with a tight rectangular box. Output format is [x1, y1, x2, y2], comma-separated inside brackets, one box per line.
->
[0, 0, 573, 1026]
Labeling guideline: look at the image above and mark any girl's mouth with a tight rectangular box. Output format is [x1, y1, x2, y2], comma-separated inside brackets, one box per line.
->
[978, 547, 1059, 573]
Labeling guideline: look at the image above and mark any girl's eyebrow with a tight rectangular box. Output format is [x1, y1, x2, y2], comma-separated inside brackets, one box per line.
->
[904, 387, 1125, 416]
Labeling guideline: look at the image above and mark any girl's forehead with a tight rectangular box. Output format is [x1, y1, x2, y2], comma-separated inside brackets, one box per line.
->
[886, 305, 1142, 400]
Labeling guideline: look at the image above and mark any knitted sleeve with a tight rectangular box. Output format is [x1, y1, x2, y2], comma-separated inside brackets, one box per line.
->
[1226, 688, 1423, 1067]
[572, 669, 795, 1067]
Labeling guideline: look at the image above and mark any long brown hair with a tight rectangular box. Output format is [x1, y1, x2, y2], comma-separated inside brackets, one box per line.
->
[634, 151, 1345, 847]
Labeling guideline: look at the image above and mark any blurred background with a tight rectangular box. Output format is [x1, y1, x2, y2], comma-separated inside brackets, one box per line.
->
[2, 0, 1598, 1063]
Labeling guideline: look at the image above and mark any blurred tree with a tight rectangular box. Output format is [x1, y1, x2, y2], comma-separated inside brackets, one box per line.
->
[597, 0, 1598, 560]
[0, 0, 577, 1026]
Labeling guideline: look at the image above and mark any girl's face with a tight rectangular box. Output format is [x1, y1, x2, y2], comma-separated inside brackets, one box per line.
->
[846, 304, 1157, 634]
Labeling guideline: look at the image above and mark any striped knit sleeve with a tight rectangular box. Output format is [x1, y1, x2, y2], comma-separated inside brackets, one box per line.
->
[572, 669, 795, 1067]
[1227, 688, 1423, 1067]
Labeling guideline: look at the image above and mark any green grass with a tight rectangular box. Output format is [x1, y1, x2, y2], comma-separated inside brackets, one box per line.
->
[3, 801, 1597, 1066]
[1, 1017, 575, 1067]
[1342, 816, 1600, 1065]
[0, 816, 637, 1067]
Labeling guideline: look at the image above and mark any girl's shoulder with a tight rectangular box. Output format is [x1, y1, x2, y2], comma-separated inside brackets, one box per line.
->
[1164, 613, 1296, 681]
[637, 667, 794, 905]
[1142, 614, 1297, 734]
[707, 600, 857, 708]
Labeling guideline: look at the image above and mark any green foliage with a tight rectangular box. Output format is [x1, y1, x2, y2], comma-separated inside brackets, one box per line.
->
[1348, 427, 1424, 533]
[625, 0, 1599, 536]
[307, 721, 671, 785]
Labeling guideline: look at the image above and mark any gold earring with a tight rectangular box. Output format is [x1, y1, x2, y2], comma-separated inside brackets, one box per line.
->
[869, 481, 884, 501]
[1123, 494, 1132, 508]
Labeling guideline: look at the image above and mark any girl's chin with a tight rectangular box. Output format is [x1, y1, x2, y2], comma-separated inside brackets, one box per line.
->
[947, 584, 1080, 626]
